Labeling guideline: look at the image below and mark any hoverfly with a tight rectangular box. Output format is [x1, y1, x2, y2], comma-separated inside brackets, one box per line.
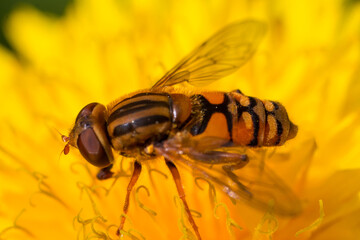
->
[63, 20, 300, 239]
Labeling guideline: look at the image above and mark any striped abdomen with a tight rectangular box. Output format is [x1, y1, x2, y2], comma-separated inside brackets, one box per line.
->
[187, 91, 298, 147]
[107, 92, 173, 150]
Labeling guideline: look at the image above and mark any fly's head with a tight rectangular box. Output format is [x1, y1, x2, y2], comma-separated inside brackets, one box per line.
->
[63, 103, 114, 168]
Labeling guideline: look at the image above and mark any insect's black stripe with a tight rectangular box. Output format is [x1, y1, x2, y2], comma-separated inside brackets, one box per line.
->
[265, 101, 283, 145]
[108, 101, 169, 124]
[167, 95, 174, 123]
[189, 94, 233, 140]
[223, 94, 233, 140]
[117, 99, 168, 112]
[234, 100, 243, 118]
[272, 101, 279, 110]
[247, 97, 260, 146]
[112, 92, 169, 109]
[275, 119, 283, 145]
[234, 97, 260, 146]
[190, 95, 212, 135]
[113, 115, 170, 137]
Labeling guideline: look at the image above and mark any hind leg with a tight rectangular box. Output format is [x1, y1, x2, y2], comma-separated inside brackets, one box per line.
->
[165, 159, 202, 240]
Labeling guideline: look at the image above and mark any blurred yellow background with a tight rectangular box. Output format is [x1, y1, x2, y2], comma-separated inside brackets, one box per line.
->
[0, 0, 359, 239]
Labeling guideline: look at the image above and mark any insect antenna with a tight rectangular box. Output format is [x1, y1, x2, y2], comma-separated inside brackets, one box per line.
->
[52, 127, 71, 156]
[57, 143, 70, 165]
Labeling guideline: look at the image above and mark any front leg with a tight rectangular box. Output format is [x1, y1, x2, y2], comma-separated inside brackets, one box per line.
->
[117, 161, 142, 235]
[96, 164, 114, 180]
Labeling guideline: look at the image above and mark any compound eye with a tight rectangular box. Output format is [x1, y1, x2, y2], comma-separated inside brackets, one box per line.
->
[77, 128, 110, 167]
[75, 102, 98, 123]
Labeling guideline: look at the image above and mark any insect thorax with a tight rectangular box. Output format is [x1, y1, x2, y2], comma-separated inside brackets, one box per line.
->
[107, 92, 173, 151]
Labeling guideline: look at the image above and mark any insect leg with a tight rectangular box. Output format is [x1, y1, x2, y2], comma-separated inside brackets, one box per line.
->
[222, 159, 249, 171]
[117, 161, 142, 235]
[187, 151, 248, 165]
[222, 160, 252, 199]
[165, 159, 202, 240]
[96, 164, 114, 180]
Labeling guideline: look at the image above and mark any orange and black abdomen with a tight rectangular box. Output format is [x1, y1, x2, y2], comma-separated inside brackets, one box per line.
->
[185, 90, 297, 147]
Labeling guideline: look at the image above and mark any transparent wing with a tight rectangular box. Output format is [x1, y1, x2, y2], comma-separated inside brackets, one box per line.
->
[151, 20, 266, 89]
[155, 133, 302, 216]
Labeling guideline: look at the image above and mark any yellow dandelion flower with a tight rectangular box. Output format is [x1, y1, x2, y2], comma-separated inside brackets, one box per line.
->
[1, 0, 360, 240]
